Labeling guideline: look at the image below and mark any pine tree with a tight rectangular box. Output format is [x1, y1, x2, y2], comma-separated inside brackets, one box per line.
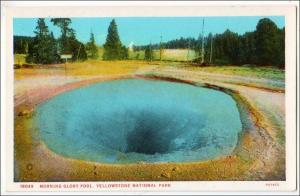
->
[255, 18, 282, 66]
[144, 45, 153, 61]
[86, 32, 99, 59]
[242, 32, 257, 64]
[48, 32, 60, 63]
[24, 41, 29, 54]
[121, 46, 129, 59]
[51, 18, 87, 61]
[69, 30, 87, 61]
[278, 27, 285, 68]
[76, 43, 88, 61]
[13, 36, 32, 54]
[204, 33, 213, 63]
[51, 18, 72, 53]
[26, 18, 59, 64]
[103, 19, 127, 60]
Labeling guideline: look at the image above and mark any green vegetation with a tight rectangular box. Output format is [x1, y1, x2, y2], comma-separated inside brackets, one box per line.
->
[134, 18, 285, 68]
[24, 18, 87, 64]
[103, 19, 128, 60]
[26, 18, 60, 64]
[51, 18, 87, 61]
[188, 66, 285, 80]
[14, 36, 32, 54]
[14, 54, 26, 65]
[129, 50, 145, 60]
[50, 18, 73, 54]
[86, 32, 99, 59]
[129, 49, 197, 61]
[255, 18, 284, 67]
[134, 37, 200, 51]
[144, 45, 154, 61]
[14, 17, 284, 69]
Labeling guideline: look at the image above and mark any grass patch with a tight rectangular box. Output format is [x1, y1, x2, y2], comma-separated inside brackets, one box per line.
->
[14, 54, 27, 65]
[14, 60, 160, 79]
[13, 54, 285, 83]
[187, 65, 285, 80]
[129, 50, 145, 60]
[129, 49, 198, 61]
[65, 60, 155, 76]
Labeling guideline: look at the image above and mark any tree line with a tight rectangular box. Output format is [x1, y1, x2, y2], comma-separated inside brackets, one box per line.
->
[14, 36, 33, 54]
[134, 18, 285, 68]
[14, 18, 128, 64]
[134, 37, 199, 51]
[14, 17, 284, 67]
[23, 18, 88, 64]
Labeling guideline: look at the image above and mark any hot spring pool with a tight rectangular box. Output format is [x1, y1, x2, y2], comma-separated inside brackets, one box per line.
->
[35, 79, 242, 163]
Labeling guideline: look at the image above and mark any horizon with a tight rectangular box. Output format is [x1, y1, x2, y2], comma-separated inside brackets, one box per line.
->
[13, 16, 284, 46]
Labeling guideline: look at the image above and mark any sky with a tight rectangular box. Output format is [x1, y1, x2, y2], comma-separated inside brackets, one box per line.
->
[13, 16, 284, 46]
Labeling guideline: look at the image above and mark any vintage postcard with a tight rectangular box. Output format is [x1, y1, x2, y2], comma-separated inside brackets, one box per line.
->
[1, 1, 298, 195]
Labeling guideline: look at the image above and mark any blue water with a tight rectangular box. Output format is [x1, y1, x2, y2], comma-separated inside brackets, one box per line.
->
[35, 79, 242, 163]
